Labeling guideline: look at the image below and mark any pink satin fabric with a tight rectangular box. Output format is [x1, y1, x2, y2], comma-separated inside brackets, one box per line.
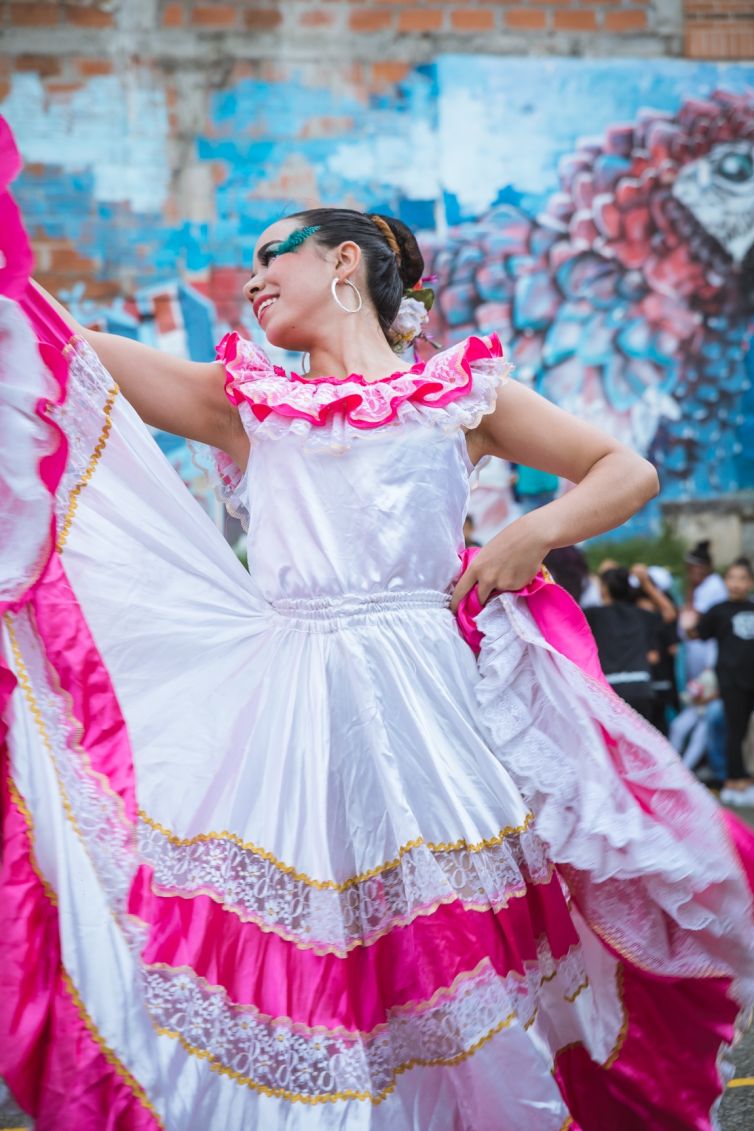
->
[32, 554, 140, 825]
[0, 210, 158, 1125]
[455, 546, 608, 686]
[0, 755, 161, 1131]
[131, 868, 577, 1033]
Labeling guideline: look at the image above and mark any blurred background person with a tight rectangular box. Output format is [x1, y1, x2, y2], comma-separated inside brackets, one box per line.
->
[463, 513, 481, 549]
[510, 462, 559, 514]
[630, 563, 679, 736]
[678, 540, 728, 682]
[584, 566, 660, 722]
[543, 545, 591, 605]
[669, 670, 726, 788]
[692, 558, 754, 807]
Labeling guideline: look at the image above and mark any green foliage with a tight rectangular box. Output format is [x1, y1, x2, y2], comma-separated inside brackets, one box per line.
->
[582, 524, 688, 580]
[234, 540, 248, 570]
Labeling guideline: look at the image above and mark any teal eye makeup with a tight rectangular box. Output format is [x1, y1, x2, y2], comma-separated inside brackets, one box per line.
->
[261, 225, 322, 266]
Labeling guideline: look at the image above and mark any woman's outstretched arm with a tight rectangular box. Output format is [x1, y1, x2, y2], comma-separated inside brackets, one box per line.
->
[30, 280, 248, 463]
[452, 382, 659, 610]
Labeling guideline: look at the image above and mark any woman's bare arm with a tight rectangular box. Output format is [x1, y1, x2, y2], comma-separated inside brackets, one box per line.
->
[31, 280, 247, 462]
[453, 383, 659, 610]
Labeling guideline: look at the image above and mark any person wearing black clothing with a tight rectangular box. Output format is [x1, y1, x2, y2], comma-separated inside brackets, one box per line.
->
[630, 564, 680, 736]
[696, 558, 754, 806]
[584, 567, 661, 721]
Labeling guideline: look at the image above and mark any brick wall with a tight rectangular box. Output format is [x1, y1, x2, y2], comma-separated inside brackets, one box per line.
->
[685, 0, 754, 59]
[0, 0, 670, 299]
[1, 0, 685, 62]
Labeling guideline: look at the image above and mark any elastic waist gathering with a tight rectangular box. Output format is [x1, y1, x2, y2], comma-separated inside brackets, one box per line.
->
[268, 589, 451, 632]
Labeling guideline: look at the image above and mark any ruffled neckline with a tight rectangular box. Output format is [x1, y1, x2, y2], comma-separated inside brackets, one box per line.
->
[276, 357, 428, 387]
[217, 331, 505, 432]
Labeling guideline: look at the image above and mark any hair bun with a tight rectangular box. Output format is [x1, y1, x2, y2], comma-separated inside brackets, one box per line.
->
[373, 213, 424, 290]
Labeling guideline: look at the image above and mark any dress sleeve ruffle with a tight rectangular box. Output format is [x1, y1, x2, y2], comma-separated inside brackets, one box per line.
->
[189, 441, 249, 531]
[216, 331, 511, 451]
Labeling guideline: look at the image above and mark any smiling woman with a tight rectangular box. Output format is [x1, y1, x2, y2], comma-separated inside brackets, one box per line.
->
[2, 112, 754, 1131]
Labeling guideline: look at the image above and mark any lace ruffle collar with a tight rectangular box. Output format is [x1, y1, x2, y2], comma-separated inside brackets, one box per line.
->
[218, 332, 506, 431]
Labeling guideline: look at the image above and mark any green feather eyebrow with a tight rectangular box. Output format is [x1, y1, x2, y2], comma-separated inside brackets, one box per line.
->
[274, 225, 322, 257]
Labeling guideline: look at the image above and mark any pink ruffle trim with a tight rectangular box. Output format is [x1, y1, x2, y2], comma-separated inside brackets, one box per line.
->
[217, 330, 504, 430]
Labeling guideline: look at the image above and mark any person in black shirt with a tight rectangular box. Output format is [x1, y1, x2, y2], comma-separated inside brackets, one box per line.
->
[630, 564, 680, 736]
[695, 558, 754, 806]
[584, 567, 660, 721]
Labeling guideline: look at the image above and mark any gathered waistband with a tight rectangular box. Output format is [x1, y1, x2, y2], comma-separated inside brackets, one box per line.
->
[269, 589, 451, 632]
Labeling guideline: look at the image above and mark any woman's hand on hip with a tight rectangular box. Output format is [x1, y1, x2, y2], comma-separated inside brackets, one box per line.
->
[450, 515, 551, 614]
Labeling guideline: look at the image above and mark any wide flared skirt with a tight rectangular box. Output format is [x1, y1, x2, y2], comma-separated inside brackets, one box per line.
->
[1, 286, 753, 1130]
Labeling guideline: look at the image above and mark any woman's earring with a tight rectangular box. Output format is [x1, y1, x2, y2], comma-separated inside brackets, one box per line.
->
[331, 277, 363, 313]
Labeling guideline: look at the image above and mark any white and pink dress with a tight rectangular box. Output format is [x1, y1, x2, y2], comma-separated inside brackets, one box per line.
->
[1, 119, 753, 1131]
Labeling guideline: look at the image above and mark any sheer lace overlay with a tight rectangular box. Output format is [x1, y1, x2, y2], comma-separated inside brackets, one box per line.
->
[143, 943, 591, 1104]
[6, 607, 144, 948]
[48, 336, 118, 549]
[138, 813, 551, 954]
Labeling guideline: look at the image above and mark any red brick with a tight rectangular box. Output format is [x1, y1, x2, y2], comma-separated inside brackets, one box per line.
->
[553, 9, 597, 31]
[299, 8, 336, 27]
[371, 61, 411, 86]
[450, 9, 495, 31]
[77, 57, 114, 75]
[14, 54, 62, 76]
[49, 245, 96, 272]
[242, 8, 282, 30]
[349, 8, 392, 30]
[603, 9, 647, 31]
[686, 23, 754, 57]
[63, 5, 115, 28]
[397, 8, 444, 31]
[191, 5, 238, 28]
[8, 4, 60, 26]
[162, 2, 184, 27]
[505, 8, 547, 30]
[47, 81, 82, 94]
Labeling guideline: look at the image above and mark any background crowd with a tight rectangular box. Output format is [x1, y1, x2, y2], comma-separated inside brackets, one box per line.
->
[466, 469, 754, 810]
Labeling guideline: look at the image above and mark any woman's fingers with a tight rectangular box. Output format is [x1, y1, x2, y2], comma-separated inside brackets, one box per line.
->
[450, 563, 478, 614]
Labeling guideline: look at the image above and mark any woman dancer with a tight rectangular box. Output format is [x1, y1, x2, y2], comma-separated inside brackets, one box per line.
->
[2, 121, 753, 1130]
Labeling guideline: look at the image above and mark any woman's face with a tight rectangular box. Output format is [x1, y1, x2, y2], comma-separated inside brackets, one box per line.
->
[243, 220, 360, 352]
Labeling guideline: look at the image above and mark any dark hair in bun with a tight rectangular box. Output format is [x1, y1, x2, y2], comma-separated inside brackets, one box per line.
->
[288, 207, 424, 336]
[601, 566, 635, 603]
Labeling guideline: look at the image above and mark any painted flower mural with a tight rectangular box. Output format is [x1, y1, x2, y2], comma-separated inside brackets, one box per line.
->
[430, 90, 754, 497]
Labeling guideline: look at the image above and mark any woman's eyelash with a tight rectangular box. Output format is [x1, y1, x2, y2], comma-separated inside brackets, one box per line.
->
[259, 246, 280, 267]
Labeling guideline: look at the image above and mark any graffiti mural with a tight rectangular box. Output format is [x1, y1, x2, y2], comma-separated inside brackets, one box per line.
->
[3, 59, 753, 533]
[431, 76, 754, 504]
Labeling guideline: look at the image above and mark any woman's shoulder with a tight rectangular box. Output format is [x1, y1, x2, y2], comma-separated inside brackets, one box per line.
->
[215, 331, 512, 443]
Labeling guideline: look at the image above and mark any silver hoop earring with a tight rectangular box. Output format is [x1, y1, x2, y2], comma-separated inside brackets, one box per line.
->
[331, 277, 363, 314]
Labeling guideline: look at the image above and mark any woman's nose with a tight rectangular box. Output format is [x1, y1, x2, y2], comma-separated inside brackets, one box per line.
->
[243, 274, 261, 302]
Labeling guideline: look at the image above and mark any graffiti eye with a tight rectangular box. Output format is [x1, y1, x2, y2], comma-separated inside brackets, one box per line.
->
[714, 150, 753, 183]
